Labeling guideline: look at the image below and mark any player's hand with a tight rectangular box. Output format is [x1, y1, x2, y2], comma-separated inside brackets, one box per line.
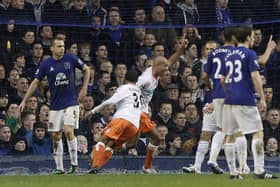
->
[267, 35, 276, 50]
[203, 103, 214, 114]
[258, 99, 267, 114]
[18, 101, 26, 113]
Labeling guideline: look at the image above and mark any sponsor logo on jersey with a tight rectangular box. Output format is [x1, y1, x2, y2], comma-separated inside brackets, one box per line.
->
[54, 72, 69, 86]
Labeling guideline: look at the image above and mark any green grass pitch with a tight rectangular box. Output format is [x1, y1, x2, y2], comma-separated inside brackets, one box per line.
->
[0, 174, 280, 187]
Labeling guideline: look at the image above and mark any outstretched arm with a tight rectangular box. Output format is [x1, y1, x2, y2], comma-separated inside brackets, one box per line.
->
[168, 36, 188, 67]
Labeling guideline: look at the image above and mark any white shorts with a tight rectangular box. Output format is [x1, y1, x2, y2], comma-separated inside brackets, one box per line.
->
[48, 105, 79, 132]
[202, 112, 218, 132]
[222, 105, 263, 135]
[213, 98, 224, 129]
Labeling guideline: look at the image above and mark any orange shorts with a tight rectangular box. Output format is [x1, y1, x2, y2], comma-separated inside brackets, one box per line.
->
[139, 112, 156, 133]
[102, 118, 138, 149]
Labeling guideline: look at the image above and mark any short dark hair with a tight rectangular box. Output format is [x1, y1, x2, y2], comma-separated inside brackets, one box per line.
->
[125, 70, 139, 83]
[222, 26, 236, 42]
[234, 26, 253, 43]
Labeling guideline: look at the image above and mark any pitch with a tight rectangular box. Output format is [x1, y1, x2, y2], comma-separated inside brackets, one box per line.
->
[0, 173, 279, 187]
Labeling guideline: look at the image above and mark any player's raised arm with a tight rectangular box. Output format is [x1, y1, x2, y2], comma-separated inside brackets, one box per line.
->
[167, 35, 188, 67]
[258, 35, 276, 67]
[18, 78, 40, 112]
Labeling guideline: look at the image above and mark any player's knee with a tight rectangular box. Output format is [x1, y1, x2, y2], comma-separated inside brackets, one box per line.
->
[52, 132, 62, 141]
[200, 131, 212, 141]
[254, 139, 264, 155]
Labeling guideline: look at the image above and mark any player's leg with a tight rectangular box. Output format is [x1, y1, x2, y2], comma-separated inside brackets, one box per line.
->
[139, 113, 159, 173]
[143, 127, 160, 173]
[64, 106, 80, 174]
[207, 129, 225, 174]
[51, 131, 64, 174]
[234, 132, 250, 174]
[183, 131, 211, 173]
[222, 105, 241, 179]
[208, 99, 225, 173]
[49, 109, 64, 174]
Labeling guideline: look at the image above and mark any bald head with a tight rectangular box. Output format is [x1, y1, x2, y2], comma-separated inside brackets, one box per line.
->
[153, 56, 169, 76]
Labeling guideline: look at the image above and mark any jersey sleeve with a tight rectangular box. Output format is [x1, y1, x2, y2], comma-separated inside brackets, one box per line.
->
[136, 75, 147, 89]
[204, 54, 213, 75]
[93, 86, 129, 113]
[34, 61, 47, 81]
[71, 55, 84, 70]
[248, 50, 260, 73]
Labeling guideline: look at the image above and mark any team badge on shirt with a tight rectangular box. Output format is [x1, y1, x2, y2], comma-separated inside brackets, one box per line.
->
[64, 62, 71, 69]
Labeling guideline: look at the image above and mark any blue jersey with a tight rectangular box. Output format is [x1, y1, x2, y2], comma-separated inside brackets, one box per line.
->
[204, 45, 235, 99]
[221, 47, 259, 106]
[35, 54, 84, 110]
[203, 89, 212, 104]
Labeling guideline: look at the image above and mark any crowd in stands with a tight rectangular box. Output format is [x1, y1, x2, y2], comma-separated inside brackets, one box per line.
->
[1, 0, 280, 158]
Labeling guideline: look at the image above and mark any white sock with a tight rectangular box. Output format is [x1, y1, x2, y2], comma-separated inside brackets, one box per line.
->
[235, 136, 247, 169]
[53, 139, 64, 171]
[194, 141, 209, 171]
[224, 143, 238, 175]
[208, 131, 225, 164]
[251, 138, 265, 174]
[67, 137, 78, 166]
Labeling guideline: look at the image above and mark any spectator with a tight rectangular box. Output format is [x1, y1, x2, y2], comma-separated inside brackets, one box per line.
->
[133, 8, 147, 24]
[33, 76, 48, 104]
[104, 82, 118, 98]
[184, 103, 202, 141]
[99, 8, 130, 65]
[15, 111, 36, 147]
[37, 103, 49, 128]
[8, 0, 35, 24]
[0, 90, 9, 114]
[161, 133, 184, 156]
[265, 137, 280, 157]
[77, 135, 88, 155]
[66, 41, 78, 56]
[99, 60, 113, 75]
[5, 101, 20, 134]
[11, 51, 26, 75]
[0, 112, 6, 126]
[172, 0, 200, 25]
[25, 96, 38, 114]
[178, 90, 192, 112]
[92, 71, 111, 105]
[31, 121, 52, 155]
[10, 136, 30, 155]
[152, 42, 165, 58]
[6, 68, 20, 97]
[263, 108, 280, 142]
[79, 42, 92, 65]
[88, 15, 103, 53]
[0, 64, 9, 89]
[39, 25, 53, 51]
[94, 44, 108, 69]
[25, 42, 44, 79]
[113, 63, 127, 86]
[147, 5, 177, 54]
[155, 102, 173, 128]
[88, 0, 107, 26]
[156, 124, 168, 151]
[82, 95, 95, 119]
[87, 120, 104, 152]
[133, 53, 148, 75]
[252, 27, 266, 56]
[97, 105, 114, 126]
[139, 33, 157, 58]
[14, 29, 35, 57]
[42, 0, 69, 24]
[0, 125, 12, 155]
[263, 85, 274, 109]
[9, 76, 29, 103]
